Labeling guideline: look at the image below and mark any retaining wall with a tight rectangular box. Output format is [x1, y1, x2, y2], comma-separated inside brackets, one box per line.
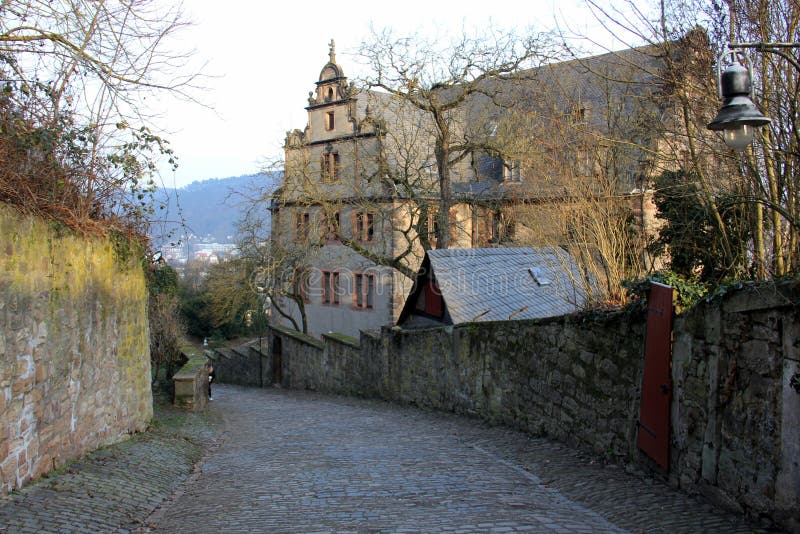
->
[173, 345, 210, 411]
[0, 206, 152, 494]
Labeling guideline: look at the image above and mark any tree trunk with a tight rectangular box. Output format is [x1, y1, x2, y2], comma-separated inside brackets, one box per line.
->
[435, 123, 451, 249]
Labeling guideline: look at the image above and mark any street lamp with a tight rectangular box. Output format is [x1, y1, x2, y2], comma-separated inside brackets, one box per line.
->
[708, 42, 800, 149]
[707, 48, 771, 149]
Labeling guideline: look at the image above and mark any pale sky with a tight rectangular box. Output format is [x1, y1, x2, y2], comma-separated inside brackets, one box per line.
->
[153, 0, 639, 188]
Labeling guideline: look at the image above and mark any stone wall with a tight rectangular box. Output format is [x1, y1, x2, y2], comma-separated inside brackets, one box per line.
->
[173, 346, 210, 412]
[265, 280, 799, 531]
[213, 344, 266, 388]
[671, 283, 799, 530]
[0, 207, 152, 495]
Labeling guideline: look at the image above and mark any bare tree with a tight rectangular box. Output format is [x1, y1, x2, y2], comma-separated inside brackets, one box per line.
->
[356, 26, 561, 249]
[237, 176, 319, 334]
[487, 45, 660, 304]
[572, 0, 800, 281]
[0, 0, 202, 231]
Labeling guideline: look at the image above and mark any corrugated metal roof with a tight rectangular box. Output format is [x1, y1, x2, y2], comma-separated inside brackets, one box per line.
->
[427, 247, 587, 323]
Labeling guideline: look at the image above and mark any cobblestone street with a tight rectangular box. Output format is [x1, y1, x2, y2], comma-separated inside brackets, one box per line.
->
[1, 384, 778, 533]
[151, 385, 768, 533]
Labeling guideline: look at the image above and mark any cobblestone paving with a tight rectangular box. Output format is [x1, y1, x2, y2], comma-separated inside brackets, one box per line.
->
[0, 398, 219, 534]
[149, 385, 774, 534]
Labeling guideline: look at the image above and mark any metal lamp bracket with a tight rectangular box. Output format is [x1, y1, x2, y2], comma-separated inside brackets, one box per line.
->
[716, 47, 753, 100]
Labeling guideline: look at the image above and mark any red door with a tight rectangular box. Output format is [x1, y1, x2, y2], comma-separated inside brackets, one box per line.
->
[637, 282, 674, 471]
[424, 279, 443, 318]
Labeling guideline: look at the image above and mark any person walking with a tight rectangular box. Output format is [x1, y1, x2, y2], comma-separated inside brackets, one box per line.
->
[207, 360, 215, 400]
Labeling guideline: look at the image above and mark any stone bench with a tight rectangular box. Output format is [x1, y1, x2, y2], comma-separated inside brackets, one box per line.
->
[173, 344, 210, 411]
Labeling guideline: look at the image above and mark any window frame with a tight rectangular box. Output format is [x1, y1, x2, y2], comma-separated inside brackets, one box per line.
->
[324, 211, 341, 243]
[321, 151, 340, 182]
[295, 212, 310, 242]
[353, 272, 376, 310]
[503, 159, 521, 182]
[321, 270, 341, 305]
[354, 211, 375, 242]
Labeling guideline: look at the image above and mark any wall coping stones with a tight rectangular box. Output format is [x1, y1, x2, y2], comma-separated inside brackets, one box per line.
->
[230, 347, 252, 358]
[323, 332, 360, 348]
[270, 323, 325, 349]
[719, 279, 799, 314]
[173, 344, 210, 411]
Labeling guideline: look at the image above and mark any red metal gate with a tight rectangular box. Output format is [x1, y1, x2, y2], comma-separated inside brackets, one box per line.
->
[637, 282, 674, 471]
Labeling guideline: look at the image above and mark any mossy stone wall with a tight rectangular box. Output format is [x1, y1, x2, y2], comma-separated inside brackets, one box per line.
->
[0, 206, 152, 494]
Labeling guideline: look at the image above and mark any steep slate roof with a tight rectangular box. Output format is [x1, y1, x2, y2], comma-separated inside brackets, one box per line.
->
[400, 247, 587, 326]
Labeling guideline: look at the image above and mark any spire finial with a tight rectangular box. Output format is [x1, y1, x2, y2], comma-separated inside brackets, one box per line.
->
[329, 39, 336, 63]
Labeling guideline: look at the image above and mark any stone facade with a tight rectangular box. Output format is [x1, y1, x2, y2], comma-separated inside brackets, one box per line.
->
[263, 280, 799, 532]
[0, 206, 152, 495]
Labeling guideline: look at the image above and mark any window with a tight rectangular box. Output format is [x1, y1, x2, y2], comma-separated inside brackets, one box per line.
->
[324, 212, 340, 243]
[326, 87, 334, 102]
[354, 212, 375, 242]
[295, 212, 310, 242]
[321, 270, 341, 305]
[353, 272, 376, 309]
[503, 160, 521, 182]
[575, 147, 594, 176]
[487, 211, 498, 243]
[423, 209, 439, 247]
[326, 111, 335, 130]
[488, 211, 515, 243]
[321, 152, 340, 182]
[571, 104, 589, 125]
[424, 157, 437, 177]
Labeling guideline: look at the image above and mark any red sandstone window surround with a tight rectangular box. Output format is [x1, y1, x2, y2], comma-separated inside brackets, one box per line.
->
[295, 212, 310, 242]
[353, 272, 375, 309]
[321, 270, 341, 305]
[353, 212, 375, 242]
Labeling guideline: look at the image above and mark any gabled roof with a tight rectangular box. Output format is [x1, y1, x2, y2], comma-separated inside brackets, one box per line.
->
[398, 247, 588, 326]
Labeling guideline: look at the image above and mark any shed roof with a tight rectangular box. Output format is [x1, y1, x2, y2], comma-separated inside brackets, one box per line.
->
[400, 247, 588, 326]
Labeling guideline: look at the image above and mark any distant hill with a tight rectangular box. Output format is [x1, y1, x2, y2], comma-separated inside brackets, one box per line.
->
[149, 173, 277, 246]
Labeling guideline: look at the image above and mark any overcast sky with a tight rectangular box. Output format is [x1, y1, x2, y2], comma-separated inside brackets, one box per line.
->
[152, 0, 638, 188]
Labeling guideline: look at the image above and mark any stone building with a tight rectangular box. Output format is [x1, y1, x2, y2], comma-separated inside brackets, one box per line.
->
[270, 39, 671, 339]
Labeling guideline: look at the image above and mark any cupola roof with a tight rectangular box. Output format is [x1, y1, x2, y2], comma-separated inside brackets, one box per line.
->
[318, 39, 345, 83]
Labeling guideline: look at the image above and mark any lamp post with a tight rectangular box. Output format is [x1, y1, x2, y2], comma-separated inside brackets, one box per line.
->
[247, 286, 271, 388]
[708, 42, 800, 149]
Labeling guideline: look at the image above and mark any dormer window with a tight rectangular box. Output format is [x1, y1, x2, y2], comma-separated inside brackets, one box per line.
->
[326, 111, 335, 131]
[571, 104, 589, 125]
[503, 160, 521, 182]
[326, 87, 334, 102]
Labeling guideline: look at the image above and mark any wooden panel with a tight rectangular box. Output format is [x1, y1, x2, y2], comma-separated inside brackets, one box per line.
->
[637, 282, 674, 471]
